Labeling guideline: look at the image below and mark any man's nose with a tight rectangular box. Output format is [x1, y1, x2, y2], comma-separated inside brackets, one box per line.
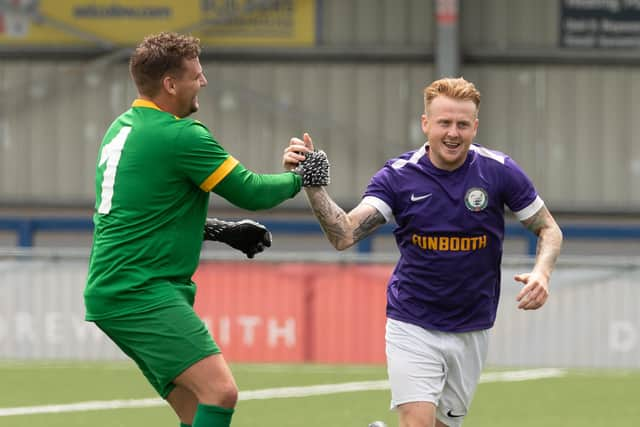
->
[446, 126, 460, 137]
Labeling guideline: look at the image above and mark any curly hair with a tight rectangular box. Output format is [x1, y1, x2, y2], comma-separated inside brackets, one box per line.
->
[423, 77, 481, 116]
[129, 32, 202, 97]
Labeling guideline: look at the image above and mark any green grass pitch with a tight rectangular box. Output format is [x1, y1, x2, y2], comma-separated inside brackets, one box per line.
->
[0, 361, 638, 427]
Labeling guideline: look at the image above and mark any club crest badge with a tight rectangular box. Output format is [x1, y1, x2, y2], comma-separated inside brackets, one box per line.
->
[465, 187, 488, 212]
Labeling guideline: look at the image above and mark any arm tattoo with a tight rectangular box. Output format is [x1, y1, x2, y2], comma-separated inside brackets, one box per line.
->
[353, 211, 386, 242]
[521, 206, 563, 277]
[307, 188, 351, 247]
[306, 188, 384, 249]
[523, 209, 547, 235]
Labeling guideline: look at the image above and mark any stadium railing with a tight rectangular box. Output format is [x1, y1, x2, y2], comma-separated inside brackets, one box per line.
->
[2, 216, 640, 255]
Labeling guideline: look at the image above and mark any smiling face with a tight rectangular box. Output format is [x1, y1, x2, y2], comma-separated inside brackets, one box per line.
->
[421, 95, 479, 171]
[169, 57, 207, 118]
[129, 33, 205, 117]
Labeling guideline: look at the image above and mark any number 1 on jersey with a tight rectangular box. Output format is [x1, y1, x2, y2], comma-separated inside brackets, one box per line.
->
[98, 126, 132, 214]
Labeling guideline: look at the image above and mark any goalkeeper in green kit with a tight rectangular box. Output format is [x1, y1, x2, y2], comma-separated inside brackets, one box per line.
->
[84, 32, 329, 427]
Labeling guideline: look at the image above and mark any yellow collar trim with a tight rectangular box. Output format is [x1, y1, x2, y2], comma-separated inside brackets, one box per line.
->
[132, 99, 162, 110]
[132, 99, 180, 119]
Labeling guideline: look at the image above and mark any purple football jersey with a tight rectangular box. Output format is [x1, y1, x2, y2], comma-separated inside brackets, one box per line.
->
[363, 143, 543, 332]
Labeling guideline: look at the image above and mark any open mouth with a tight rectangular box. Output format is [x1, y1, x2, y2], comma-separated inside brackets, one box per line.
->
[443, 141, 461, 149]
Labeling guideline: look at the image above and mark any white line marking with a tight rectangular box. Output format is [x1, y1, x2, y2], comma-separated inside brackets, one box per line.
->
[479, 368, 566, 383]
[0, 368, 566, 417]
[0, 398, 163, 417]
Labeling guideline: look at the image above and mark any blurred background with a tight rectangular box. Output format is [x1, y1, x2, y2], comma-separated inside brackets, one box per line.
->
[1, 0, 639, 383]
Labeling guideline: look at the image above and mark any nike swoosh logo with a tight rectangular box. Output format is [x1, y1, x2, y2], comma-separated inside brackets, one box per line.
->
[446, 409, 466, 418]
[410, 193, 432, 202]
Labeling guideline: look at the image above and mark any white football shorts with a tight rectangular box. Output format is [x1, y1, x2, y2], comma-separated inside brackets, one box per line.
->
[385, 318, 489, 427]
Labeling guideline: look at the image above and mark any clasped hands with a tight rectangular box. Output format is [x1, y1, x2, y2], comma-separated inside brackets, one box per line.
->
[205, 133, 330, 258]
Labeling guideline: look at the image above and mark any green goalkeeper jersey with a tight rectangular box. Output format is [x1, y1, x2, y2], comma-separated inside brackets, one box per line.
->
[85, 99, 301, 320]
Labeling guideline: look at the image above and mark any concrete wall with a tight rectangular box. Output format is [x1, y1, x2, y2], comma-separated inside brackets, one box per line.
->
[1, 0, 639, 211]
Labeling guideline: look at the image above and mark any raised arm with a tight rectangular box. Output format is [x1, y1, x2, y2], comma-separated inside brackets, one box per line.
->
[284, 132, 386, 251]
[304, 187, 386, 250]
[515, 205, 563, 310]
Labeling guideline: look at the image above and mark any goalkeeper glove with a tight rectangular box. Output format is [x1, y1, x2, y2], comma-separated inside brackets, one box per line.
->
[203, 218, 272, 259]
[293, 150, 330, 186]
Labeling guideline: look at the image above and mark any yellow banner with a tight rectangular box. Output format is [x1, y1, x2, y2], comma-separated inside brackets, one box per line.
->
[0, 0, 316, 47]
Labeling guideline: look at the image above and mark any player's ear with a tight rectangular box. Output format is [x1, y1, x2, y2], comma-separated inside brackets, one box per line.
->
[420, 113, 429, 135]
[162, 75, 177, 95]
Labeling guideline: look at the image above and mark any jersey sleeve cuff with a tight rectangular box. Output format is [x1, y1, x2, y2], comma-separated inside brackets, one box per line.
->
[199, 156, 239, 192]
[513, 195, 544, 221]
[361, 196, 392, 223]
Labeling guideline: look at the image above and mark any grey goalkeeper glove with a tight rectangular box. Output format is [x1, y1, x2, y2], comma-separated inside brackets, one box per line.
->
[294, 150, 330, 186]
[203, 218, 272, 259]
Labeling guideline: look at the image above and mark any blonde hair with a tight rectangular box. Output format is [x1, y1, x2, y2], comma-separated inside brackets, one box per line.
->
[129, 32, 201, 97]
[423, 77, 481, 116]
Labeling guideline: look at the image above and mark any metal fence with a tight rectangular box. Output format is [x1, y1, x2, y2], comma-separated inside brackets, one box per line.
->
[3, 217, 640, 256]
[1, 248, 639, 368]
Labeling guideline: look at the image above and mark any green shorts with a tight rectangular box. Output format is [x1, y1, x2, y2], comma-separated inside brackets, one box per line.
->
[95, 300, 220, 398]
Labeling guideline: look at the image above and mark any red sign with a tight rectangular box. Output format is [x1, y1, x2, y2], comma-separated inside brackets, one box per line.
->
[194, 261, 391, 363]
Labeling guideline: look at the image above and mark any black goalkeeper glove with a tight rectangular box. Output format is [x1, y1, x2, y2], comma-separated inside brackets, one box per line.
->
[293, 150, 330, 186]
[203, 218, 272, 259]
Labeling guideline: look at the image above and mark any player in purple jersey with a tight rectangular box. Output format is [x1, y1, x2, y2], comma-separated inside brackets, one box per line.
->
[285, 77, 563, 427]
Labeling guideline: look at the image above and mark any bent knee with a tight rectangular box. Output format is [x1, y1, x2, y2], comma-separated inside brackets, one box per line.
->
[216, 381, 238, 408]
[197, 379, 238, 408]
